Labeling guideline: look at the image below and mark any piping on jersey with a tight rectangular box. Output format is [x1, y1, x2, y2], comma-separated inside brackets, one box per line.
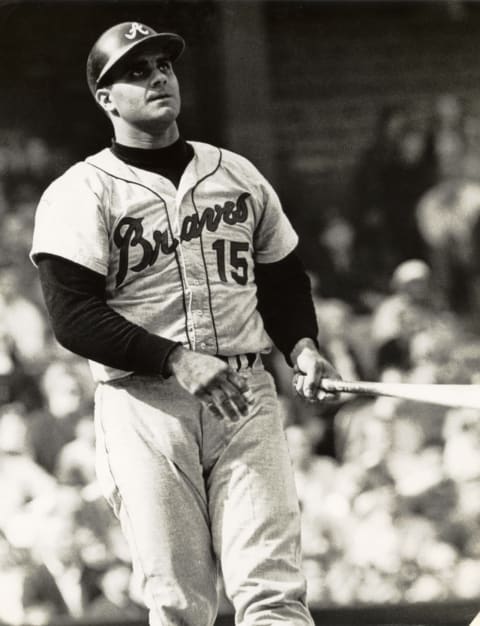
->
[86, 163, 194, 350]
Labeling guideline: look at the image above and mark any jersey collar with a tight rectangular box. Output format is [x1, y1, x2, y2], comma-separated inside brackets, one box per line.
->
[86, 141, 222, 194]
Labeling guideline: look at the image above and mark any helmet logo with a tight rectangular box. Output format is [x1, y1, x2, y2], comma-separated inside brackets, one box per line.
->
[125, 23, 150, 40]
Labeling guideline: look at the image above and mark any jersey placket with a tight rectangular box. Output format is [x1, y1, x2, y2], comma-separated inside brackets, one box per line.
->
[175, 190, 217, 355]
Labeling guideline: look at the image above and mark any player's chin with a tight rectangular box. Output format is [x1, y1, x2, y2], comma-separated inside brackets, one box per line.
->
[157, 111, 180, 127]
[147, 99, 179, 117]
[139, 110, 178, 132]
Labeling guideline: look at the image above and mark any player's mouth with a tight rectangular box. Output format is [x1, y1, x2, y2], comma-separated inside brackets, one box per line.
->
[147, 93, 171, 102]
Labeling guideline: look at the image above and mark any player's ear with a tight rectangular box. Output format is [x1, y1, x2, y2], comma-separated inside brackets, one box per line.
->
[96, 88, 117, 115]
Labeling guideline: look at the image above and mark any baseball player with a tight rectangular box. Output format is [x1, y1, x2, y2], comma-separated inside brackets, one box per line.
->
[31, 21, 341, 626]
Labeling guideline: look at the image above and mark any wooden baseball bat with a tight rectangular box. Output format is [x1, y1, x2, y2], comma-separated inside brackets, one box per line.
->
[320, 379, 480, 410]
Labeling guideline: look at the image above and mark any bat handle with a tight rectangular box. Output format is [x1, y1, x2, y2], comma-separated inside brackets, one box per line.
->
[321, 378, 350, 393]
[320, 378, 376, 396]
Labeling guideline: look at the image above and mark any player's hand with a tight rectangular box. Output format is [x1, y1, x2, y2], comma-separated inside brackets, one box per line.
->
[290, 338, 342, 403]
[165, 346, 252, 421]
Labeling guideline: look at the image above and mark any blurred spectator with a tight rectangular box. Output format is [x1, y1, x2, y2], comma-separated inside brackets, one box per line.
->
[318, 214, 354, 280]
[349, 104, 437, 293]
[462, 108, 480, 182]
[286, 424, 337, 508]
[0, 319, 43, 412]
[451, 559, 480, 599]
[430, 93, 466, 180]
[2, 133, 68, 203]
[55, 414, 96, 487]
[22, 492, 102, 623]
[386, 417, 445, 498]
[443, 408, 480, 482]
[0, 531, 32, 626]
[316, 299, 370, 383]
[334, 397, 395, 469]
[314, 209, 368, 310]
[0, 262, 48, 366]
[26, 359, 92, 475]
[285, 423, 357, 576]
[84, 560, 148, 620]
[370, 259, 456, 376]
[416, 173, 480, 315]
[0, 403, 57, 536]
[347, 486, 402, 578]
[348, 104, 406, 293]
[385, 121, 437, 262]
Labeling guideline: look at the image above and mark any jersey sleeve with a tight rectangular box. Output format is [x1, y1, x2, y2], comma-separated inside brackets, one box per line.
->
[30, 164, 110, 276]
[253, 174, 299, 264]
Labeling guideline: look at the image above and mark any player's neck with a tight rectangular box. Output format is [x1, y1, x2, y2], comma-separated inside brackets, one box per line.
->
[113, 121, 180, 150]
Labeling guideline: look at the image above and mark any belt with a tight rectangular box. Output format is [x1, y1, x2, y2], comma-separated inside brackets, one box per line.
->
[217, 353, 259, 370]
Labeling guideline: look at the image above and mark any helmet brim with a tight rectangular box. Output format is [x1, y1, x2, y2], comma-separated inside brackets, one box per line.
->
[96, 32, 185, 89]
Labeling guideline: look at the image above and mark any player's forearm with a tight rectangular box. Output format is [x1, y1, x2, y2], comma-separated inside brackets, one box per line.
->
[255, 250, 319, 365]
[37, 255, 180, 375]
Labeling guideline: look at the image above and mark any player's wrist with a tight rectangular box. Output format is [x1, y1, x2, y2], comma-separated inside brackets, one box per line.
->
[164, 344, 188, 376]
[290, 337, 319, 365]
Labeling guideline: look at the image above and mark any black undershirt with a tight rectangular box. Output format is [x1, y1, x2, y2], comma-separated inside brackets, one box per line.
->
[111, 137, 194, 187]
[36, 137, 318, 375]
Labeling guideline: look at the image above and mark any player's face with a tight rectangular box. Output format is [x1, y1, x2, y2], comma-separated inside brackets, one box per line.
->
[100, 51, 181, 132]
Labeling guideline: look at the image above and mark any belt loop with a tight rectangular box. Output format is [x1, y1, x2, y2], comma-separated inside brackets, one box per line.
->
[217, 353, 259, 370]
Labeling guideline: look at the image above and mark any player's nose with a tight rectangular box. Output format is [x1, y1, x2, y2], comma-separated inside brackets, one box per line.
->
[150, 67, 168, 87]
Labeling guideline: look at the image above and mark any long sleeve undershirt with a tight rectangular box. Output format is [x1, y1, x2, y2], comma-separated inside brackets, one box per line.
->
[35, 138, 319, 375]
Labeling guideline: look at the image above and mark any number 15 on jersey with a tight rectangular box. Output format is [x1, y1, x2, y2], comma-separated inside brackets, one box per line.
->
[212, 239, 249, 285]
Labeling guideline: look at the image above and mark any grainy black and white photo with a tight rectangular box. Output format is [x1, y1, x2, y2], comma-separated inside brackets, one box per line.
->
[1, 2, 480, 625]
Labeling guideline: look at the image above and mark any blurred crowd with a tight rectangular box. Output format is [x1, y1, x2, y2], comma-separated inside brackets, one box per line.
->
[273, 92, 480, 608]
[2, 93, 480, 624]
[0, 133, 147, 625]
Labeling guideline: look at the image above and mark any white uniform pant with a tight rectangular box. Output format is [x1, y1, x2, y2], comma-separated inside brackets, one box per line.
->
[94, 364, 314, 626]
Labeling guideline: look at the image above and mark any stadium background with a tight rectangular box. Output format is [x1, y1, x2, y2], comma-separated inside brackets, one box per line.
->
[2, 1, 480, 624]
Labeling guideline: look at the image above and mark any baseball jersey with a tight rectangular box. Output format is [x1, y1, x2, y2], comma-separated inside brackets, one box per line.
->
[31, 141, 298, 382]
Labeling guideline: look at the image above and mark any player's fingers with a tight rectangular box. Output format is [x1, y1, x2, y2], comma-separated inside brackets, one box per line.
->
[316, 380, 340, 403]
[221, 383, 250, 416]
[304, 362, 341, 403]
[198, 386, 226, 421]
[216, 395, 241, 422]
[316, 390, 339, 403]
[317, 373, 342, 403]
[223, 375, 252, 411]
[302, 368, 319, 402]
[293, 373, 305, 396]
[203, 398, 223, 421]
[209, 388, 242, 422]
[205, 369, 252, 418]
[294, 370, 323, 403]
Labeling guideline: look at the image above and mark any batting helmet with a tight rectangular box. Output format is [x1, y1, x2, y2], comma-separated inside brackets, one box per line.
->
[86, 22, 185, 95]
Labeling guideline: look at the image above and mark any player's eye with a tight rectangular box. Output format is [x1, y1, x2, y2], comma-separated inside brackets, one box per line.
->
[120, 59, 171, 82]
[127, 64, 150, 80]
[157, 61, 171, 74]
